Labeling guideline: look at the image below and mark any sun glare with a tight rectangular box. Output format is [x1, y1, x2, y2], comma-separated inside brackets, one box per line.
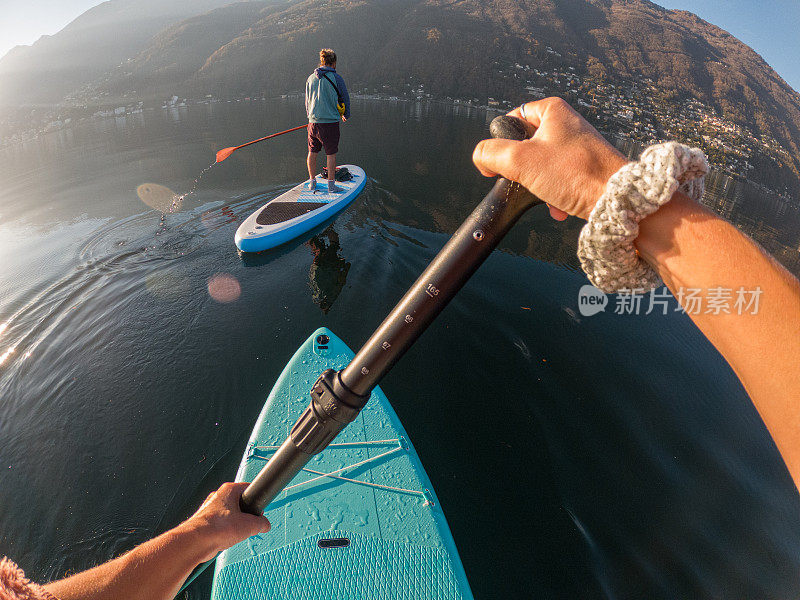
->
[207, 274, 241, 303]
[0, 344, 17, 365]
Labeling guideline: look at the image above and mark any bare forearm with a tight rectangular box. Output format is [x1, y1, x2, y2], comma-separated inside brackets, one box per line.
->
[44, 523, 210, 600]
[473, 97, 800, 490]
[43, 482, 269, 600]
[637, 192, 800, 484]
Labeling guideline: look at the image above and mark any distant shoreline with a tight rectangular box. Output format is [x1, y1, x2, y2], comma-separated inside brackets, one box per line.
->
[0, 94, 794, 204]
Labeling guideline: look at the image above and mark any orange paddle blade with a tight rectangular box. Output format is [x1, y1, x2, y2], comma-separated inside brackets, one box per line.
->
[215, 146, 237, 163]
[215, 124, 306, 163]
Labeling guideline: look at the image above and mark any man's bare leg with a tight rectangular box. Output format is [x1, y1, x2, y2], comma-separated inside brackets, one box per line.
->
[307, 151, 319, 179]
[326, 153, 336, 182]
[326, 153, 343, 192]
[307, 151, 318, 191]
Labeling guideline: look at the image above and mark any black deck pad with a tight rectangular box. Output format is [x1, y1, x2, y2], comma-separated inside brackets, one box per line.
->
[256, 201, 328, 225]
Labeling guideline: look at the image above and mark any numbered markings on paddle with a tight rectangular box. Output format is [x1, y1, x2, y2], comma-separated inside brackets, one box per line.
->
[425, 283, 440, 298]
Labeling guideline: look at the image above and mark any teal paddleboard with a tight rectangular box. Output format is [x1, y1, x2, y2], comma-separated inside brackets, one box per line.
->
[210, 328, 473, 599]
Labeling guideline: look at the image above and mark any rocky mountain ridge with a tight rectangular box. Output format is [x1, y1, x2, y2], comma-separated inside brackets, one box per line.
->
[2, 0, 799, 194]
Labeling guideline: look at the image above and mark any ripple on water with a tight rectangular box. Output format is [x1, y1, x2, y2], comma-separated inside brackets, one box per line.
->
[0, 180, 307, 400]
[0, 194, 220, 393]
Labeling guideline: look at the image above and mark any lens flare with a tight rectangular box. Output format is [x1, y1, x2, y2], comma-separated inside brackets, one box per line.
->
[207, 273, 241, 303]
[0, 344, 16, 365]
[136, 183, 182, 213]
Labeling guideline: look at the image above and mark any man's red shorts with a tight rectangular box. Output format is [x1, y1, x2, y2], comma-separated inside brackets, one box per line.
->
[307, 122, 340, 155]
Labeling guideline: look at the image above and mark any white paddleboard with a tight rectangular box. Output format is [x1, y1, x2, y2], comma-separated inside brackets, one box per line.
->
[235, 165, 366, 252]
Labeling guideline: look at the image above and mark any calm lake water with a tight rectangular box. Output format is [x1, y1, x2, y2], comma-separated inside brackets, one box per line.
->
[2, 98, 800, 599]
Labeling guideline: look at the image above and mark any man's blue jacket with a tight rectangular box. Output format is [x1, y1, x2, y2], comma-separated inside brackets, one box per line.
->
[305, 66, 351, 123]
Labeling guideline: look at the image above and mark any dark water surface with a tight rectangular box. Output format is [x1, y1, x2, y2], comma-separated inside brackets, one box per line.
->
[2, 99, 800, 599]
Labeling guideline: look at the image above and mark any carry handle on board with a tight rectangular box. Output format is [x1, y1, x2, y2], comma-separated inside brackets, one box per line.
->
[240, 115, 543, 515]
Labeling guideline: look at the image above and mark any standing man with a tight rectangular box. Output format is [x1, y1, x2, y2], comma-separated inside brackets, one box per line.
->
[305, 48, 351, 193]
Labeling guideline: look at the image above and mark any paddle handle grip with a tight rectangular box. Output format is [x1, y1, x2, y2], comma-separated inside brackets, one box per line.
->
[489, 113, 536, 140]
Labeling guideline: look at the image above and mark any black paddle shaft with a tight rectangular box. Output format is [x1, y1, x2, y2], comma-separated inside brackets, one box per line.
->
[240, 115, 542, 515]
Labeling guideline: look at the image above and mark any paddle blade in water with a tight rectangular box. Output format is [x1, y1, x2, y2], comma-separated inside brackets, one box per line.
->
[136, 183, 181, 213]
[215, 147, 237, 163]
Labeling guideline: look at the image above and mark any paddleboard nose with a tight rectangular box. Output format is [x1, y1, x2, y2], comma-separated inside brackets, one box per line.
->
[311, 327, 338, 356]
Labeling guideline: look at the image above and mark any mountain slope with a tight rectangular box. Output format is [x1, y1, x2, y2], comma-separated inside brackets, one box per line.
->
[94, 0, 800, 180]
[3, 0, 799, 193]
[0, 0, 241, 107]
[118, 2, 273, 93]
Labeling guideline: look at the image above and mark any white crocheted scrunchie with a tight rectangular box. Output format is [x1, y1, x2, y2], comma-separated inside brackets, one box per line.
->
[577, 141, 709, 293]
[0, 557, 59, 600]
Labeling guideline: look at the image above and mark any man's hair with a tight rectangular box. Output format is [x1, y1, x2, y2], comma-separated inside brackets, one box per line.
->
[319, 48, 337, 66]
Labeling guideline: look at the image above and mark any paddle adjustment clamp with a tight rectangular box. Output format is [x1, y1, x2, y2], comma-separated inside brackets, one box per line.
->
[291, 369, 370, 455]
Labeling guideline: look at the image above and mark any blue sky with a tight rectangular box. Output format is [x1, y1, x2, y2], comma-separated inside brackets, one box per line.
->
[656, 0, 800, 92]
[0, 0, 104, 59]
[1, 0, 799, 92]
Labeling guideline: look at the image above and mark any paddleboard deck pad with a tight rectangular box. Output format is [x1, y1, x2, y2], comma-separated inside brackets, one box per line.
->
[235, 166, 366, 252]
[210, 328, 473, 599]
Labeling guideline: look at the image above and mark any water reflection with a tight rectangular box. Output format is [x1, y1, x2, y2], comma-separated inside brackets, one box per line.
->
[2, 98, 800, 600]
[703, 171, 800, 274]
[305, 227, 350, 313]
[145, 271, 191, 302]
